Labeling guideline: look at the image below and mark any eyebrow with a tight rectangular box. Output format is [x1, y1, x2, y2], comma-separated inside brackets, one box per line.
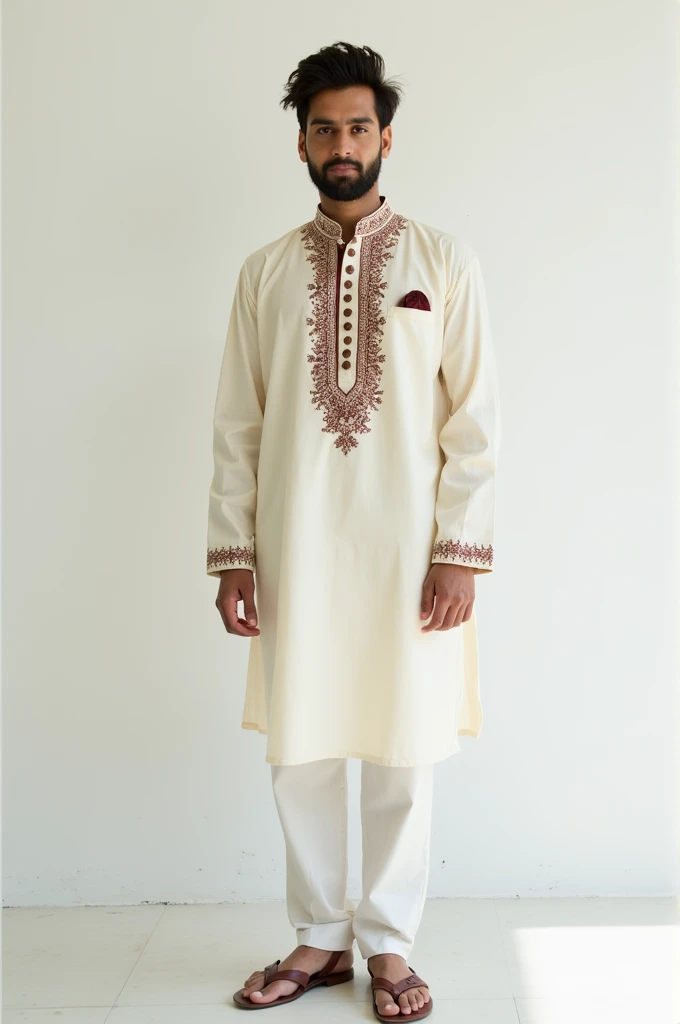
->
[308, 116, 375, 126]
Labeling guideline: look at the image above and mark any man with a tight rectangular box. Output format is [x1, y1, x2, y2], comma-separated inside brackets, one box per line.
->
[207, 41, 501, 1019]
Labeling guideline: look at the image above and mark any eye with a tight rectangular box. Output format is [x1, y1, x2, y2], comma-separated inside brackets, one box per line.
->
[316, 126, 368, 134]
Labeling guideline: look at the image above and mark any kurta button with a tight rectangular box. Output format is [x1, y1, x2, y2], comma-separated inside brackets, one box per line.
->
[342, 348, 351, 357]
[343, 322, 352, 330]
[346, 265, 354, 274]
[343, 336, 352, 343]
[347, 248, 356, 256]
[343, 308, 352, 316]
[341, 360, 351, 369]
[343, 294, 352, 302]
[344, 281, 352, 289]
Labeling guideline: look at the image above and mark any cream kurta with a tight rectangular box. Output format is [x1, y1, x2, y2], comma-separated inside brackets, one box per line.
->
[206, 195, 501, 766]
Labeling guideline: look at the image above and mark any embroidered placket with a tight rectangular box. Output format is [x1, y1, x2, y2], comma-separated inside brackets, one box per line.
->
[301, 197, 407, 453]
[336, 235, 361, 393]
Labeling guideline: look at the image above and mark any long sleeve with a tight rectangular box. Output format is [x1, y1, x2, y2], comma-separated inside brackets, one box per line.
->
[431, 253, 501, 574]
[206, 260, 265, 577]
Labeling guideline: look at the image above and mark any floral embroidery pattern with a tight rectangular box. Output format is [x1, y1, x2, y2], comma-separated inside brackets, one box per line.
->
[300, 210, 407, 455]
[432, 539, 493, 567]
[314, 199, 396, 239]
[207, 545, 255, 571]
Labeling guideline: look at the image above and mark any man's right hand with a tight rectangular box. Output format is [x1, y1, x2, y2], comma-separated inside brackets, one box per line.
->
[215, 568, 260, 636]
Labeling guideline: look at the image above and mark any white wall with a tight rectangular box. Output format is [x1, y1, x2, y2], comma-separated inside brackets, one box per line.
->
[3, 0, 677, 907]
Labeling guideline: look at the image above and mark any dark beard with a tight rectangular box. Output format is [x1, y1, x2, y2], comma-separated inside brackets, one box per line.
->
[305, 147, 382, 202]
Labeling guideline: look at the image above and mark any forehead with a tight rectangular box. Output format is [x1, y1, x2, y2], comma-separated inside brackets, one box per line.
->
[306, 85, 377, 124]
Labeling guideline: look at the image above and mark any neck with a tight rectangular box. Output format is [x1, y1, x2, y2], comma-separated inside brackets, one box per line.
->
[318, 187, 383, 243]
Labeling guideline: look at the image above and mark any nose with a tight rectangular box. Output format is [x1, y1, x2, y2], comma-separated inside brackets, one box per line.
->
[332, 133, 357, 159]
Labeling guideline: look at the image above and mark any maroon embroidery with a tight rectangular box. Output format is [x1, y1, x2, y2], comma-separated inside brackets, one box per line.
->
[207, 545, 255, 570]
[432, 539, 493, 567]
[301, 201, 407, 455]
[314, 199, 395, 239]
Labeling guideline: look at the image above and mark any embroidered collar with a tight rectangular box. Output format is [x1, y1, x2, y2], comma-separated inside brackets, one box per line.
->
[313, 195, 395, 240]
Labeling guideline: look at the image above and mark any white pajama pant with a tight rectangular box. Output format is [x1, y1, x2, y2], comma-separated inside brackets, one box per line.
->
[270, 757, 434, 960]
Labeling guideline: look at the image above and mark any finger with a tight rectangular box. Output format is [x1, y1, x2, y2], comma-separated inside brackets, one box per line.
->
[451, 598, 471, 628]
[421, 593, 447, 632]
[420, 580, 435, 620]
[215, 598, 230, 633]
[233, 616, 261, 636]
[242, 594, 258, 627]
[218, 595, 260, 636]
[441, 604, 459, 629]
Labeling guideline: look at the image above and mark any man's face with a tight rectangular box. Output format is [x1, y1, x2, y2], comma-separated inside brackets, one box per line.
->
[298, 85, 391, 202]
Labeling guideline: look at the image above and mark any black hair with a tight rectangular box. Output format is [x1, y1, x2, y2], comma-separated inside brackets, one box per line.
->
[280, 41, 404, 135]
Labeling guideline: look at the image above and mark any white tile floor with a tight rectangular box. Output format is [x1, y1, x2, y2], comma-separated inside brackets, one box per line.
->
[2, 898, 678, 1023]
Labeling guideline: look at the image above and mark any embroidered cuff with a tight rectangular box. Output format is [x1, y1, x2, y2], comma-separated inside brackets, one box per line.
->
[431, 539, 493, 573]
[207, 544, 255, 576]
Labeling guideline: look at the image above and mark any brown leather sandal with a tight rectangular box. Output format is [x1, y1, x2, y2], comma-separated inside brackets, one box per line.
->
[367, 962, 433, 1021]
[232, 949, 354, 1009]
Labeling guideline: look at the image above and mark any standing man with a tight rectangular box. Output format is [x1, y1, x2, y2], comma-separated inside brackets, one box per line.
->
[207, 41, 501, 1020]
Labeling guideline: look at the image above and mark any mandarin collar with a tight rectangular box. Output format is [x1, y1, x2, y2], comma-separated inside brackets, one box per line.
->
[313, 195, 395, 240]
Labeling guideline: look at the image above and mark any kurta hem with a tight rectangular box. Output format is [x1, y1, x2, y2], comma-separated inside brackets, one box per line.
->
[241, 721, 463, 767]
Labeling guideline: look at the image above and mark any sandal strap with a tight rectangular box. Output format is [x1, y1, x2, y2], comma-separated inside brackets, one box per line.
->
[269, 968, 309, 988]
[393, 972, 428, 997]
[262, 960, 281, 987]
[371, 972, 428, 999]
[262, 950, 345, 991]
[315, 950, 343, 977]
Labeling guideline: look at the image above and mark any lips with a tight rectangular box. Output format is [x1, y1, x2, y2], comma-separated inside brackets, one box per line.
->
[329, 165, 357, 172]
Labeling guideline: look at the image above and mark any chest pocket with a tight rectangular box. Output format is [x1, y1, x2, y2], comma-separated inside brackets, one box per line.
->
[385, 305, 439, 375]
[386, 305, 435, 323]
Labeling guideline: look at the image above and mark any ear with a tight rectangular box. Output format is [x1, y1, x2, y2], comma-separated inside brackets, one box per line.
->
[297, 129, 307, 163]
[381, 124, 393, 159]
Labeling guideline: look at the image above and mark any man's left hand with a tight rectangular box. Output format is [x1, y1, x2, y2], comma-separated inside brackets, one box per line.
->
[420, 563, 475, 632]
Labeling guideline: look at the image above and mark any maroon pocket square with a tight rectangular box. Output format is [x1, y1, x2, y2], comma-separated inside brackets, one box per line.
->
[398, 289, 431, 311]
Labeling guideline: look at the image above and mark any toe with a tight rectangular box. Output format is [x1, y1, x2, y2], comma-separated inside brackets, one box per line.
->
[398, 992, 413, 1013]
[405, 986, 430, 1012]
[248, 981, 281, 1003]
[242, 974, 263, 995]
[375, 989, 401, 1016]
[250, 979, 301, 1004]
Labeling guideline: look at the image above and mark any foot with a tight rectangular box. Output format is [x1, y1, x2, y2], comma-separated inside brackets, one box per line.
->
[368, 953, 430, 1016]
[241, 944, 354, 1004]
